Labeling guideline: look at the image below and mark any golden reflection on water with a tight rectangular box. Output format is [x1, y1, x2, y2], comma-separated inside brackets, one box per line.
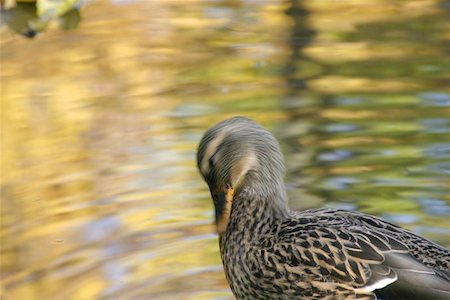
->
[1, 0, 449, 299]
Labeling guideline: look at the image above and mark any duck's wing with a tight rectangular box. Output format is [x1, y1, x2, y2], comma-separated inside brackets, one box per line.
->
[264, 209, 450, 299]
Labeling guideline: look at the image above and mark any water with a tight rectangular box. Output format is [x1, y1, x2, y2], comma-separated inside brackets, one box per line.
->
[1, 0, 449, 299]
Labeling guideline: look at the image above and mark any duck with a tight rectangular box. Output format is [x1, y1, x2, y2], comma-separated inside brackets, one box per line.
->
[197, 116, 450, 300]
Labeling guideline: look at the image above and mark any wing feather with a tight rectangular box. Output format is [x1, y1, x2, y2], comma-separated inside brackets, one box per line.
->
[258, 208, 450, 299]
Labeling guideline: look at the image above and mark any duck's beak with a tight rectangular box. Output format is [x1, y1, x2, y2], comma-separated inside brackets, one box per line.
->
[214, 185, 234, 234]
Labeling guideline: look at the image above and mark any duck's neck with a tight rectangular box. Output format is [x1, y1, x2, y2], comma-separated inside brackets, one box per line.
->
[226, 181, 290, 237]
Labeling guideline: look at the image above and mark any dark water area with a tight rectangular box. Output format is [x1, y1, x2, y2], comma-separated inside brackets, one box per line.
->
[1, 0, 449, 299]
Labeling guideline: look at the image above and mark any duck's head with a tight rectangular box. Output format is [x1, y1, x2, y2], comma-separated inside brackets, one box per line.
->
[197, 117, 286, 233]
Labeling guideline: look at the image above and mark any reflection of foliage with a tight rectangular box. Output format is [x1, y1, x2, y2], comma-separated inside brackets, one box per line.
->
[1, 0, 81, 37]
[341, 14, 447, 44]
[279, 1, 450, 247]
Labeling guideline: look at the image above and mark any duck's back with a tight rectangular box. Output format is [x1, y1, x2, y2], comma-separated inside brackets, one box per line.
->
[252, 208, 450, 299]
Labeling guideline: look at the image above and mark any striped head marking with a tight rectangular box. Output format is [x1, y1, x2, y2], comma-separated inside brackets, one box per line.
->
[197, 117, 285, 233]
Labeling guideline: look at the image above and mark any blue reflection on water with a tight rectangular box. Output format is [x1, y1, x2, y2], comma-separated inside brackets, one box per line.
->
[421, 119, 450, 134]
[417, 198, 450, 217]
[322, 123, 360, 133]
[324, 177, 361, 190]
[424, 143, 450, 158]
[419, 92, 450, 107]
[317, 150, 354, 162]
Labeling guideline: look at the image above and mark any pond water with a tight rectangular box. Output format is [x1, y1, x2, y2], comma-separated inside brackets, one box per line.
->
[1, 0, 449, 299]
